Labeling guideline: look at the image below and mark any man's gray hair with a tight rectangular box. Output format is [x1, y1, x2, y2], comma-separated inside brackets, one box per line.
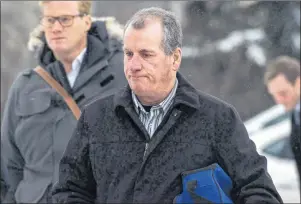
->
[124, 7, 183, 55]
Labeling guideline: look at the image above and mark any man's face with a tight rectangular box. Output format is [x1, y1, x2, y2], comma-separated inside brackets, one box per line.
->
[267, 74, 300, 111]
[42, 1, 91, 56]
[123, 20, 181, 102]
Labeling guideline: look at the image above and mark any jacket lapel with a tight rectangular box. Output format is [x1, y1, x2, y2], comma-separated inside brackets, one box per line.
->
[142, 108, 183, 162]
[72, 33, 110, 92]
[72, 59, 108, 92]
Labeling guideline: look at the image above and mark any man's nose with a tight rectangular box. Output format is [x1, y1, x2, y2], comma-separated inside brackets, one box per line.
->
[129, 55, 142, 71]
[51, 20, 63, 32]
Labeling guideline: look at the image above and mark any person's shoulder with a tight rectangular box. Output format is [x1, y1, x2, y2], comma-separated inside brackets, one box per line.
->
[9, 68, 35, 90]
[100, 16, 123, 42]
[83, 91, 117, 114]
[20, 68, 33, 77]
[9, 67, 54, 97]
[19, 67, 45, 81]
[196, 90, 238, 119]
[17, 67, 47, 84]
[197, 90, 233, 109]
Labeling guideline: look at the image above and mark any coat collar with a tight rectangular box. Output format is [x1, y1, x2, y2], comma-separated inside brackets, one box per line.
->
[113, 72, 201, 111]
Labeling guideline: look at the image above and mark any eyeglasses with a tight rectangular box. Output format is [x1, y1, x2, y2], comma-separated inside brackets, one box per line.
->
[40, 14, 85, 28]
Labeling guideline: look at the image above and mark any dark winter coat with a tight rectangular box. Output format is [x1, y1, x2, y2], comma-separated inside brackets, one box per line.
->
[290, 111, 301, 197]
[52, 73, 282, 204]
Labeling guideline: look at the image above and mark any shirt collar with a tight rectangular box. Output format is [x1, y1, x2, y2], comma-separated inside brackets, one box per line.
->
[71, 48, 87, 71]
[132, 79, 178, 114]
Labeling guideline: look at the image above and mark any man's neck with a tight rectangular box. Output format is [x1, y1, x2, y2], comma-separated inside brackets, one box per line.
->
[138, 78, 177, 106]
[55, 40, 87, 73]
[139, 96, 167, 106]
[56, 48, 85, 73]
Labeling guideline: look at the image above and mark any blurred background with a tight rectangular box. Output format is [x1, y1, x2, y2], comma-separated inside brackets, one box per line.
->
[1, 1, 300, 202]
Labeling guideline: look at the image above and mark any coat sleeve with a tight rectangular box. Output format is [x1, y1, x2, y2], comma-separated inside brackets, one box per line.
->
[1, 74, 25, 203]
[214, 105, 283, 204]
[52, 108, 96, 204]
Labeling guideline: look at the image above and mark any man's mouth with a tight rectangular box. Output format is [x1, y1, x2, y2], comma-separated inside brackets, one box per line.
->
[53, 37, 65, 40]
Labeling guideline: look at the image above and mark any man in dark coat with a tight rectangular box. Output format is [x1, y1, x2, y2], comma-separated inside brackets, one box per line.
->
[1, 1, 127, 203]
[52, 7, 282, 203]
[265, 55, 301, 200]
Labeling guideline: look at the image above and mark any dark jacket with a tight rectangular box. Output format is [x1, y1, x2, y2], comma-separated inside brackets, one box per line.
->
[290, 111, 301, 196]
[1, 18, 127, 203]
[52, 73, 282, 203]
[1, 154, 8, 202]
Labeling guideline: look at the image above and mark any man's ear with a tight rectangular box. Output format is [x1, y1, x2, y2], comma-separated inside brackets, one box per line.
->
[172, 48, 182, 71]
[84, 15, 92, 32]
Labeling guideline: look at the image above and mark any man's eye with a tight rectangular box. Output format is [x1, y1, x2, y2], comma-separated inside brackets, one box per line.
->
[142, 53, 151, 58]
[125, 52, 133, 57]
[60, 17, 70, 23]
[47, 18, 55, 23]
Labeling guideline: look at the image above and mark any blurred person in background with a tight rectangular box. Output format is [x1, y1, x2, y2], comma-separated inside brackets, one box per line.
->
[52, 7, 282, 204]
[1, 1, 126, 203]
[265, 56, 300, 197]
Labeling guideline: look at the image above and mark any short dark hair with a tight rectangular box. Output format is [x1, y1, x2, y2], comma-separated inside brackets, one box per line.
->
[124, 7, 182, 56]
[264, 56, 300, 85]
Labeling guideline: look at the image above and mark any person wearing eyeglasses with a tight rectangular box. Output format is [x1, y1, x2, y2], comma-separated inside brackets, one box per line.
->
[1, 1, 127, 203]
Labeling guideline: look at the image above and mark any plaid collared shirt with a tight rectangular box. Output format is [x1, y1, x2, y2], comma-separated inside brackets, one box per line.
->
[132, 79, 178, 138]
